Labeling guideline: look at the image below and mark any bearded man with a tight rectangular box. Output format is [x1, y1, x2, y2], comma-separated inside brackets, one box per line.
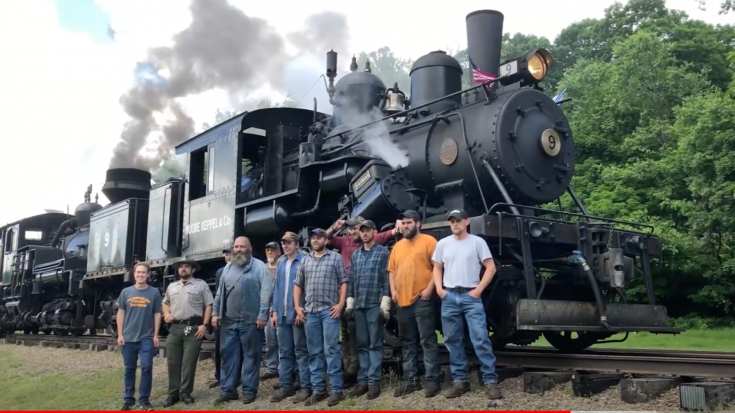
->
[212, 236, 273, 405]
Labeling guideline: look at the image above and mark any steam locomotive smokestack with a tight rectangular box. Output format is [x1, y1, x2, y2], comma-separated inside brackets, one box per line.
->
[102, 168, 152, 204]
[466, 10, 504, 79]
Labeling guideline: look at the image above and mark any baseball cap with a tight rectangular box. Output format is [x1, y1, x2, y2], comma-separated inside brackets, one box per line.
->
[398, 209, 421, 221]
[359, 220, 377, 230]
[281, 231, 299, 242]
[310, 228, 328, 237]
[265, 241, 279, 249]
[345, 216, 365, 227]
[222, 248, 231, 254]
[447, 209, 468, 220]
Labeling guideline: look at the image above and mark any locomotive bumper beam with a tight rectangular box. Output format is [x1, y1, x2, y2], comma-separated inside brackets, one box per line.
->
[515, 299, 683, 334]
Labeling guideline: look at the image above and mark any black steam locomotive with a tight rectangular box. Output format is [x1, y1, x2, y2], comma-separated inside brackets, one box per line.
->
[0, 9, 682, 352]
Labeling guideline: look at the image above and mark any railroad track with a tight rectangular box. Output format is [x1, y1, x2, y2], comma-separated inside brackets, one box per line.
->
[4, 332, 735, 379]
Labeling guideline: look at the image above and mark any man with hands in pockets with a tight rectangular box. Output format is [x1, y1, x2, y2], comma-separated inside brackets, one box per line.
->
[432, 209, 502, 401]
[115, 262, 162, 411]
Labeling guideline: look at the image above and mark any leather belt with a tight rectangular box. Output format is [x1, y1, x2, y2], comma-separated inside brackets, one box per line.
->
[445, 287, 474, 293]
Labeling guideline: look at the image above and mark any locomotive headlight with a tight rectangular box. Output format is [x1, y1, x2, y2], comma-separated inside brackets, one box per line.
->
[498, 48, 554, 86]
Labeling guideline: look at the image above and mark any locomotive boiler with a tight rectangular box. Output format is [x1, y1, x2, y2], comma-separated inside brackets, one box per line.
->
[0, 8, 682, 353]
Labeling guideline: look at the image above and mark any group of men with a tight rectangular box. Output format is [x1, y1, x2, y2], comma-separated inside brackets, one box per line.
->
[113, 207, 503, 411]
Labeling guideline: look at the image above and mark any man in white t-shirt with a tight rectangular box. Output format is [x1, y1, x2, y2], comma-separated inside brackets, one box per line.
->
[432, 209, 502, 401]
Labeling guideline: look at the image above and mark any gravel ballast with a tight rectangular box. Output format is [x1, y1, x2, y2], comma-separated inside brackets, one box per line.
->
[2, 344, 684, 411]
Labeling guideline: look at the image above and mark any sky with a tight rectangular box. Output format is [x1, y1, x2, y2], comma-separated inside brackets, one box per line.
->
[0, 0, 731, 226]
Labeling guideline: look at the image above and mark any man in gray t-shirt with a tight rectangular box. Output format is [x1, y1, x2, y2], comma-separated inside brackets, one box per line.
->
[115, 262, 163, 411]
[432, 209, 503, 401]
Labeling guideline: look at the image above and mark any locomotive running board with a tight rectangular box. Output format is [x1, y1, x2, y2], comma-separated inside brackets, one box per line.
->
[514, 299, 684, 334]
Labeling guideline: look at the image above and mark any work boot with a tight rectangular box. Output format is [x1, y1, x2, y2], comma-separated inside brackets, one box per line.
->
[261, 371, 278, 380]
[445, 382, 471, 399]
[366, 385, 381, 400]
[393, 381, 421, 397]
[292, 389, 312, 404]
[138, 400, 154, 411]
[120, 402, 133, 411]
[181, 394, 195, 405]
[485, 383, 503, 400]
[348, 384, 368, 397]
[270, 388, 296, 402]
[424, 382, 441, 398]
[163, 396, 179, 408]
[303, 392, 328, 406]
[242, 393, 256, 404]
[214, 394, 238, 404]
[208, 379, 219, 389]
[327, 392, 344, 406]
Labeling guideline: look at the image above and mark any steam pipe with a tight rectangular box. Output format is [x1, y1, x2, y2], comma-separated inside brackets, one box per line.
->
[568, 250, 609, 329]
[291, 171, 324, 219]
[51, 219, 75, 249]
[479, 158, 520, 216]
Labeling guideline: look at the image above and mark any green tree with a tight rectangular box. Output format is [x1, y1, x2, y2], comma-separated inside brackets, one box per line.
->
[356, 47, 413, 94]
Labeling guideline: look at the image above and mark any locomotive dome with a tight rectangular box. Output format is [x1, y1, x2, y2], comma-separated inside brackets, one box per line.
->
[332, 63, 386, 111]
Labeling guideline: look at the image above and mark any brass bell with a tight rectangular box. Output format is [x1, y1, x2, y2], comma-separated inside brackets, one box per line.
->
[383, 90, 406, 114]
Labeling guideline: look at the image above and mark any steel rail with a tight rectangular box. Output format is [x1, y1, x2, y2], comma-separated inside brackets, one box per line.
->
[494, 349, 735, 378]
[5, 334, 735, 378]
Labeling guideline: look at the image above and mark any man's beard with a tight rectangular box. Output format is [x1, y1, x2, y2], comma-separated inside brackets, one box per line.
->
[232, 251, 251, 266]
[312, 242, 325, 252]
[267, 256, 275, 264]
[404, 227, 418, 239]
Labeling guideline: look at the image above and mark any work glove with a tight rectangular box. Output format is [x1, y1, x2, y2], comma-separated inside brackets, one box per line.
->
[380, 296, 392, 322]
[345, 297, 355, 321]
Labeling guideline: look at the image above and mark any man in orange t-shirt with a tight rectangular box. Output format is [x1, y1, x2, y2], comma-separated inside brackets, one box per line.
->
[387, 209, 441, 398]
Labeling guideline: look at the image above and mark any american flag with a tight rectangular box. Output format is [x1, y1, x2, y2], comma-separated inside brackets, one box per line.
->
[468, 55, 497, 84]
[552, 88, 566, 104]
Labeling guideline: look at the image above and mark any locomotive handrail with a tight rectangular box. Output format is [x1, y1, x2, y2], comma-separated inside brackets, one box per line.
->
[487, 202, 656, 234]
[322, 78, 499, 142]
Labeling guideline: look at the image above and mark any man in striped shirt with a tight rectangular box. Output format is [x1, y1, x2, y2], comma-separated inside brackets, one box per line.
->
[344, 220, 391, 400]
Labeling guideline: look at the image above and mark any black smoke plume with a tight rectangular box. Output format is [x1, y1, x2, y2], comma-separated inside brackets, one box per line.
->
[110, 0, 348, 171]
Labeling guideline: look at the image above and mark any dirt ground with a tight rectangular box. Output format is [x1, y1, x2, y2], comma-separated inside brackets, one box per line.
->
[2, 344, 684, 411]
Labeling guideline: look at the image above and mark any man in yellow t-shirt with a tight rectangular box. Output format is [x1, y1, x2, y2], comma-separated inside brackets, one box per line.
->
[387, 209, 441, 398]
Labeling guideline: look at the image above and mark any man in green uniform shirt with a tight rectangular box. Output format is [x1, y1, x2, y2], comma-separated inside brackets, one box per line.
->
[162, 258, 214, 407]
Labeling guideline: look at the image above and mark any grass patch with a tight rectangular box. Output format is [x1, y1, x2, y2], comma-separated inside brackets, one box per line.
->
[522, 328, 735, 351]
[435, 327, 735, 351]
[0, 347, 167, 411]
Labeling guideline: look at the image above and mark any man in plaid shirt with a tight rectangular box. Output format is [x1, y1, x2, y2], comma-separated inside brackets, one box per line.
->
[293, 228, 348, 407]
[344, 220, 391, 400]
[325, 216, 401, 387]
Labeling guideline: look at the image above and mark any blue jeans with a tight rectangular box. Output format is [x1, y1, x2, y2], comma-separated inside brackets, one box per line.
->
[264, 321, 279, 374]
[440, 290, 498, 384]
[220, 320, 264, 397]
[354, 307, 383, 386]
[305, 309, 343, 394]
[121, 338, 154, 404]
[278, 317, 311, 391]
